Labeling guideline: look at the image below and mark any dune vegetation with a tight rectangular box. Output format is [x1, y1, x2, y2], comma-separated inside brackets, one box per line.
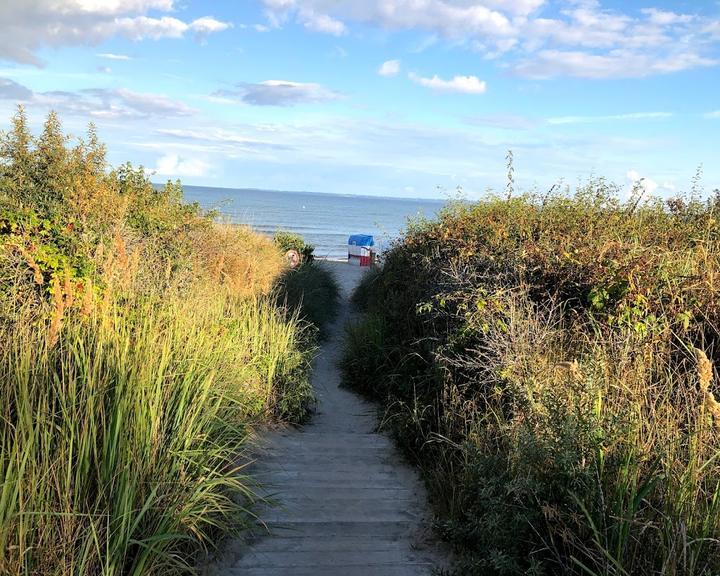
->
[271, 230, 339, 339]
[0, 108, 322, 575]
[343, 179, 720, 575]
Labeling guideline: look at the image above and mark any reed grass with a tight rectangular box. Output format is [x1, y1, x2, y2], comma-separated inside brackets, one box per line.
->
[0, 285, 313, 575]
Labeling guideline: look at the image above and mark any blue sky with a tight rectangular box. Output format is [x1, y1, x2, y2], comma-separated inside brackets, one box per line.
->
[0, 0, 718, 199]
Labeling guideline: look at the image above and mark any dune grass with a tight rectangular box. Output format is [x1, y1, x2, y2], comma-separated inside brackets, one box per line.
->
[0, 108, 318, 575]
[342, 182, 720, 575]
[276, 262, 340, 338]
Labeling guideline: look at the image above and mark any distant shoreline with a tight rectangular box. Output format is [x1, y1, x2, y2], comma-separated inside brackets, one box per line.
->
[159, 182, 448, 204]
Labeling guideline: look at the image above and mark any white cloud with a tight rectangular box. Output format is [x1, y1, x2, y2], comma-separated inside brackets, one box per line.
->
[139, 114, 684, 198]
[73, 0, 174, 16]
[154, 153, 210, 177]
[411, 35, 439, 53]
[156, 127, 296, 155]
[0, 1, 232, 65]
[706, 111, 720, 119]
[0, 77, 194, 119]
[260, 0, 720, 80]
[111, 16, 189, 40]
[111, 88, 194, 116]
[263, 0, 298, 9]
[301, 11, 346, 35]
[547, 112, 673, 125]
[409, 73, 487, 94]
[238, 23, 270, 32]
[641, 8, 693, 26]
[97, 52, 132, 60]
[213, 80, 339, 106]
[378, 59, 401, 77]
[190, 16, 233, 36]
[513, 4, 718, 78]
[705, 20, 720, 39]
[131, 15, 231, 38]
[514, 49, 717, 79]
[627, 169, 658, 195]
[263, 1, 347, 34]
[263, 0, 519, 41]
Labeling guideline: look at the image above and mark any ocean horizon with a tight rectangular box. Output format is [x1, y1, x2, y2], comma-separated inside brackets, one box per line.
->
[180, 184, 448, 259]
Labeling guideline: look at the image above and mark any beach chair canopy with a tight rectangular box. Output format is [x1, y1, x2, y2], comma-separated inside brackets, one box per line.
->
[348, 234, 374, 247]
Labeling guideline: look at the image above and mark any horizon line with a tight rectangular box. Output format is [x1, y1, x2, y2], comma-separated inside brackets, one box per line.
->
[155, 181, 450, 203]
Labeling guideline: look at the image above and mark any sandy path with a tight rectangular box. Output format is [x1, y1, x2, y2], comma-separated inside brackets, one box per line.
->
[205, 261, 446, 576]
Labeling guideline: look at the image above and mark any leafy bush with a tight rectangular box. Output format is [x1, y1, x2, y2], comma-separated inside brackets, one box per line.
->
[343, 182, 720, 575]
[273, 230, 315, 263]
[0, 107, 314, 575]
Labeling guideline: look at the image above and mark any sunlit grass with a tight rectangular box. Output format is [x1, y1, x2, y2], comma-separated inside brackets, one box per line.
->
[0, 272, 314, 576]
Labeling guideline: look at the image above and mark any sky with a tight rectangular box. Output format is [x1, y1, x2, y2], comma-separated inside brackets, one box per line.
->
[0, 0, 718, 199]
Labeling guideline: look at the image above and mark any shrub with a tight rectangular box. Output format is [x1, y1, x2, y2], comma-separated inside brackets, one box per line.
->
[273, 230, 315, 263]
[341, 311, 387, 395]
[343, 183, 720, 575]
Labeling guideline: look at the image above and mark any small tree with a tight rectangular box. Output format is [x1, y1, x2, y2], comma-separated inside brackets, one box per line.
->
[35, 111, 70, 212]
[0, 106, 34, 205]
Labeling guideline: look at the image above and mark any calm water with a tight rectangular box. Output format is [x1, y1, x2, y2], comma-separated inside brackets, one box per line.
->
[182, 185, 446, 259]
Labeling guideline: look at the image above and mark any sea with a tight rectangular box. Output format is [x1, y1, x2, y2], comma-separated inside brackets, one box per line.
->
[181, 185, 447, 260]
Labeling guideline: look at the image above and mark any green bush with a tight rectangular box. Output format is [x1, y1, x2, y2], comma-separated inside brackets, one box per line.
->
[273, 230, 315, 263]
[343, 183, 720, 575]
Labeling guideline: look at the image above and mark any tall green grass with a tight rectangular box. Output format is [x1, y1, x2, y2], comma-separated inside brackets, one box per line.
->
[0, 287, 313, 575]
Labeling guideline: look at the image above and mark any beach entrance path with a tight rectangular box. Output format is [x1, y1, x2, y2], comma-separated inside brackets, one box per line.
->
[205, 261, 447, 576]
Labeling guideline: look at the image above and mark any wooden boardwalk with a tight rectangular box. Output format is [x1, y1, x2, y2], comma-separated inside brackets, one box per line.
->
[206, 262, 446, 576]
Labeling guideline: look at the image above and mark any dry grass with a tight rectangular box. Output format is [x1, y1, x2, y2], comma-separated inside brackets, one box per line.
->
[194, 223, 285, 298]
